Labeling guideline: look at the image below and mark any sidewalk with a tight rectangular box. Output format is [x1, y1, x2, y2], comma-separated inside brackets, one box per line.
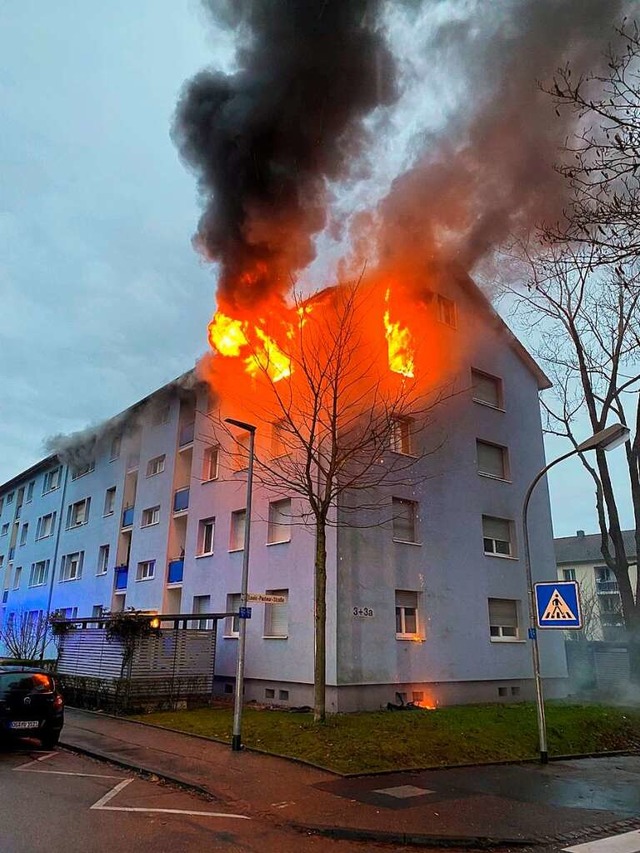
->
[61, 708, 640, 848]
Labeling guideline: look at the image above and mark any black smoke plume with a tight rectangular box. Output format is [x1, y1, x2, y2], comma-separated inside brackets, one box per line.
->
[173, 0, 396, 312]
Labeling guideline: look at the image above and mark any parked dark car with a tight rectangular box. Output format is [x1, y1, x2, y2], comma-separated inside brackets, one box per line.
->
[0, 666, 64, 748]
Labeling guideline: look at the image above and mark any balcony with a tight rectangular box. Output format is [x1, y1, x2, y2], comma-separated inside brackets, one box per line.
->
[596, 580, 619, 594]
[122, 506, 134, 528]
[173, 487, 190, 513]
[114, 565, 128, 591]
[179, 421, 195, 447]
[167, 558, 184, 585]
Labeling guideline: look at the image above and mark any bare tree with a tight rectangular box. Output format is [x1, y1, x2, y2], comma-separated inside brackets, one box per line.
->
[509, 244, 640, 680]
[205, 282, 450, 721]
[542, 21, 640, 266]
[0, 610, 51, 661]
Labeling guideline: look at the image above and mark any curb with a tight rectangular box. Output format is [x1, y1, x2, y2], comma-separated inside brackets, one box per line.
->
[289, 824, 536, 848]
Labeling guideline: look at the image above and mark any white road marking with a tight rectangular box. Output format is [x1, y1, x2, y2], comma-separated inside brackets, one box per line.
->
[15, 752, 121, 779]
[564, 830, 640, 853]
[90, 778, 134, 809]
[15, 753, 57, 770]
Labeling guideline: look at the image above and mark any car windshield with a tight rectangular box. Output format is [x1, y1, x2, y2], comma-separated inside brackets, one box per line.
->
[0, 672, 54, 697]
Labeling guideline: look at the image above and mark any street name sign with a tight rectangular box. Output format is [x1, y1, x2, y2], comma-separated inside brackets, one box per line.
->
[247, 593, 286, 604]
[534, 581, 582, 629]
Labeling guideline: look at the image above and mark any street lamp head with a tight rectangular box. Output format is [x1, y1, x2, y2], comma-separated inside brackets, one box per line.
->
[576, 423, 630, 453]
[225, 417, 257, 433]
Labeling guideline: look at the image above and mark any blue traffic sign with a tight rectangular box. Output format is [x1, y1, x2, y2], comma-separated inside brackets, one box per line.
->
[534, 581, 582, 629]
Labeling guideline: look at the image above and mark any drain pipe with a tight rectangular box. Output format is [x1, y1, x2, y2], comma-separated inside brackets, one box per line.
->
[40, 462, 70, 660]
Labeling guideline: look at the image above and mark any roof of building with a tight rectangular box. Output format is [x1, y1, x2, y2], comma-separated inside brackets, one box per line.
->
[554, 529, 637, 563]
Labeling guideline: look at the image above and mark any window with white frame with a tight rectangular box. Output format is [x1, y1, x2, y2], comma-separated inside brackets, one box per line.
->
[97, 544, 110, 576]
[66, 498, 90, 528]
[71, 460, 95, 480]
[202, 445, 219, 482]
[36, 512, 55, 540]
[58, 606, 78, 620]
[471, 369, 503, 409]
[198, 518, 215, 556]
[267, 498, 291, 545]
[562, 568, 576, 581]
[12, 566, 22, 589]
[488, 598, 520, 641]
[192, 594, 211, 629]
[476, 440, 509, 480]
[482, 515, 514, 557]
[0, 496, 4, 515]
[0, 555, 4, 569]
[7, 492, 14, 505]
[43, 467, 61, 494]
[29, 560, 49, 587]
[60, 552, 83, 582]
[1, 524, 8, 537]
[26, 481, 34, 502]
[392, 497, 419, 543]
[230, 509, 246, 551]
[263, 589, 288, 638]
[395, 590, 420, 639]
[233, 432, 250, 471]
[146, 455, 165, 477]
[225, 593, 241, 637]
[136, 560, 155, 581]
[391, 416, 414, 455]
[270, 421, 287, 458]
[141, 506, 160, 527]
[103, 487, 116, 516]
[19, 523, 28, 546]
[437, 294, 457, 327]
[92, 605, 105, 621]
[110, 435, 121, 460]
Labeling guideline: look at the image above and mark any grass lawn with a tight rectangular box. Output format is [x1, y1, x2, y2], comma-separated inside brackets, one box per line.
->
[129, 702, 640, 774]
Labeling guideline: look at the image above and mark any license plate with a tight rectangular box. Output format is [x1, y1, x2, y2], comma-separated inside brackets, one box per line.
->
[9, 720, 39, 730]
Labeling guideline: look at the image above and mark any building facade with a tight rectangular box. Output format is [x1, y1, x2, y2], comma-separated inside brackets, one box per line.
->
[555, 529, 637, 641]
[0, 274, 568, 710]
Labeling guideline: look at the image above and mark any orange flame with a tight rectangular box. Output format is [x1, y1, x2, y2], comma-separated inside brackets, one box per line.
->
[208, 310, 292, 383]
[384, 288, 415, 378]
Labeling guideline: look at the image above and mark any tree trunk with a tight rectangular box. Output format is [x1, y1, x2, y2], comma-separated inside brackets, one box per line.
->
[313, 519, 327, 723]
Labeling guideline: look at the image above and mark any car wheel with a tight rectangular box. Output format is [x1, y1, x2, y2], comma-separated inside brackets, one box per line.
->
[41, 732, 60, 749]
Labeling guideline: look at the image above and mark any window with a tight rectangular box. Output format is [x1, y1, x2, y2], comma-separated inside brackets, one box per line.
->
[141, 506, 160, 527]
[0, 524, 8, 537]
[60, 552, 83, 582]
[476, 440, 509, 479]
[391, 417, 413, 455]
[29, 560, 49, 587]
[136, 560, 155, 581]
[12, 567, 22, 590]
[437, 294, 457, 327]
[97, 545, 110, 576]
[562, 568, 576, 581]
[153, 403, 170, 425]
[146, 455, 165, 477]
[110, 435, 121, 460]
[36, 512, 55, 540]
[0, 555, 3, 569]
[488, 598, 520, 641]
[43, 467, 61, 493]
[192, 595, 211, 629]
[19, 523, 28, 546]
[225, 593, 241, 637]
[267, 499, 291, 545]
[66, 498, 90, 528]
[270, 421, 287, 458]
[392, 498, 419, 543]
[234, 432, 250, 471]
[6, 492, 14, 505]
[0, 497, 3, 515]
[26, 481, 34, 502]
[58, 606, 78, 620]
[92, 605, 105, 624]
[471, 369, 503, 409]
[395, 590, 420, 638]
[230, 509, 246, 551]
[198, 518, 215, 556]
[71, 460, 95, 480]
[202, 445, 219, 482]
[263, 589, 289, 638]
[482, 515, 514, 557]
[103, 487, 116, 516]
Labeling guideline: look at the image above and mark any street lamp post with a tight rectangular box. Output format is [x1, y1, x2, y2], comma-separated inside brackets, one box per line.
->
[225, 417, 257, 753]
[522, 423, 630, 764]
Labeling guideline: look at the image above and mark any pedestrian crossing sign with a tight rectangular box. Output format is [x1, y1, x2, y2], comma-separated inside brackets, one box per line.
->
[534, 581, 582, 629]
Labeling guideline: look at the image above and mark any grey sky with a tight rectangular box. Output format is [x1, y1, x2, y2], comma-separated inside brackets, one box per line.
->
[0, 1, 633, 538]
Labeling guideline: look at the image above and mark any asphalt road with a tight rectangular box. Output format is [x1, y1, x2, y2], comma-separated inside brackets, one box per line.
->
[0, 742, 403, 853]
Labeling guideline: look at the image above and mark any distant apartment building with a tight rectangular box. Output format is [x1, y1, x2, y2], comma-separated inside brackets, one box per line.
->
[555, 529, 637, 641]
[0, 273, 568, 710]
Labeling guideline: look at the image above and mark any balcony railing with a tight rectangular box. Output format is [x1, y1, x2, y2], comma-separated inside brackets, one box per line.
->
[167, 558, 184, 585]
[179, 421, 195, 447]
[122, 506, 134, 528]
[173, 487, 189, 513]
[596, 580, 619, 594]
[114, 565, 128, 591]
